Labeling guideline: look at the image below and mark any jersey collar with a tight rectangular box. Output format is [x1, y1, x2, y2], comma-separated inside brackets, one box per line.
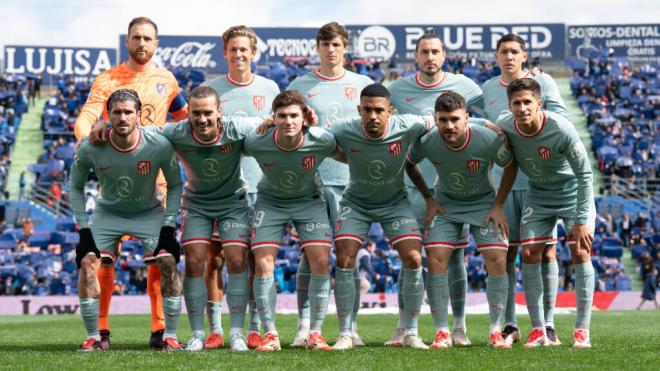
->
[107, 127, 142, 153]
[273, 129, 305, 151]
[415, 71, 446, 89]
[313, 69, 346, 81]
[515, 111, 546, 138]
[226, 73, 255, 86]
[499, 70, 531, 88]
[442, 124, 471, 152]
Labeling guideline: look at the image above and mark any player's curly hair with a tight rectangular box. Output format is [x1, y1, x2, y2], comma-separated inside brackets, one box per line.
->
[223, 25, 258, 52]
[507, 78, 541, 101]
[107, 89, 141, 113]
[496, 33, 527, 52]
[316, 22, 349, 47]
[434, 91, 466, 113]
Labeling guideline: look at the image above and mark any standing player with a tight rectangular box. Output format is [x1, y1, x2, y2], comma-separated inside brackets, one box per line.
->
[387, 29, 486, 347]
[330, 84, 431, 350]
[482, 33, 571, 346]
[287, 22, 372, 347]
[71, 89, 183, 351]
[202, 25, 279, 350]
[405, 92, 515, 349]
[73, 16, 188, 349]
[498, 78, 595, 349]
[245, 91, 339, 352]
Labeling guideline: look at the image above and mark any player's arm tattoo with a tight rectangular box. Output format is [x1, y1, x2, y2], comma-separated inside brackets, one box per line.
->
[158, 256, 182, 297]
[405, 160, 433, 199]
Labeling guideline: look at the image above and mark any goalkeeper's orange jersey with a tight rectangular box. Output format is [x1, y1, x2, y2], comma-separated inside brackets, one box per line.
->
[74, 62, 187, 140]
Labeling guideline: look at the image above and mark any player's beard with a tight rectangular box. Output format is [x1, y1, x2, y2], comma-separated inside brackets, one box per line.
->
[129, 47, 154, 66]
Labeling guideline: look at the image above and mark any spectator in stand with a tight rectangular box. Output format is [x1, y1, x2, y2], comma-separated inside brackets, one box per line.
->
[620, 213, 633, 249]
[18, 171, 26, 200]
[357, 240, 379, 291]
[637, 254, 658, 310]
[21, 218, 33, 239]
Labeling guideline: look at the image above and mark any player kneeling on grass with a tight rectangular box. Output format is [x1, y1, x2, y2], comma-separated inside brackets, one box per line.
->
[244, 91, 341, 351]
[406, 91, 516, 349]
[497, 78, 596, 349]
[70, 89, 184, 352]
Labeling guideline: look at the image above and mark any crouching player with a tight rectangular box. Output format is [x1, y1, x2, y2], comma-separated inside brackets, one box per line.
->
[244, 91, 340, 351]
[70, 89, 183, 351]
[406, 91, 516, 349]
[498, 78, 596, 348]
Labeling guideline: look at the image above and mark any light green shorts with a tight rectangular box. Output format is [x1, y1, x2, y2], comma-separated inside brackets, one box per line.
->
[520, 200, 596, 246]
[424, 208, 508, 251]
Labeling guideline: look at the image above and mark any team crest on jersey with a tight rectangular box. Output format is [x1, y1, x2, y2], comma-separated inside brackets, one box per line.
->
[467, 159, 480, 173]
[137, 160, 152, 175]
[253, 95, 265, 110]
[219, 143, 233, 154]
[156, 83, 167, 97]
[388, 141, 402, 157]
[302, 155, 316, 170]
[344, 87, 357, 100]
[538, 146, 551, 160]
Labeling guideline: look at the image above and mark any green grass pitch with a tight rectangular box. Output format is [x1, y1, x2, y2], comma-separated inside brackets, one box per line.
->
[0, 311, 657, 370]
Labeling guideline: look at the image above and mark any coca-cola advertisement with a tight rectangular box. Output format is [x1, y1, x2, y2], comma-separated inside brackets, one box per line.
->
[119, 35, 226, 74]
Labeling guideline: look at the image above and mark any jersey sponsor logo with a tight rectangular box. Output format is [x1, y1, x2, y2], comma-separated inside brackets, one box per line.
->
[116, 176, 134, 198]
[350, 147, 365, 153]
[467, 159, 480, 173]
[201, 158, 221, 177]
[98, 166, 111, 171]
[307, 92, 320, 100]
[344, 87, 357, 100]
[302, 155, 316, 170]
[448, 172, 466, 191]
[219, 143, 233, 154]
[388, 141, 402, 157]
[524, 157, 543, 177]
[253, 95, 265, 110]
[538, 146, 551, 160]
[404, 97, 416, 103]
[156, 83, 167, 97]
[137, 160, 151, 175]
[367, 160, 387, 180]
[279, 171, 298, 188]
[140, 104, 156, 124]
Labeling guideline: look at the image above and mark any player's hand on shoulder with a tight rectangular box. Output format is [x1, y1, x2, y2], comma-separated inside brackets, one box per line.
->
[89, 119, 107, 145]
[255, 117, 274, 135]
[304, 107, 318, 126]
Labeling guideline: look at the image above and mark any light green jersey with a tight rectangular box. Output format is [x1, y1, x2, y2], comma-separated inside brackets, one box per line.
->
[497, 111, 594, 224]
[408, 124, 512, 213]
[70, 126, 182, 228]
[287, 69, 373, 186]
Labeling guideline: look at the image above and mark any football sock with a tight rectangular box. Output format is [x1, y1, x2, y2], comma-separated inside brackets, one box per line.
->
[505, 260, 518, 327]
[448, 248, 467, 323]
[296, 257, 311, 321]
[227, 270, 249, 335]
[352, 266, 361, 325]
[309, 274, 330, 333]
[334, 267, 355, 335]
[183, 276, 206, 334]
[80, 298, 100, 339]
[486, 274, 508, 333]
[147, 264, 165, 332]
[427, 273, 450, 331]
[402, 267, 424, 334]
[542, 261, 559, 327]
[575, 262, 595, 330]
[97, 265, 113, 331]
[522, 263, 545, 329]
[254, 276, 276, 334]
[206, 301, 223, 334]
[248, 300, 260, 333]
[396, 271, 404, 329]
[162, 296, 182, 340]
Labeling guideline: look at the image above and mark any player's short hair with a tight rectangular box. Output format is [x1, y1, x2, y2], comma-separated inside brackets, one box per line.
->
[188, 86, 220, 108]
[272, 90, 308, 114]
[507, 78, 541, 100]
[360, 83, 391, 100]
[496, 33, 526, 52]
[415, 28, 444, 52]
[128, 17, 158, 36]
[223, 25, 258, 52]
[434, 91, 466, 113]
[107, 89, 141, 112]
[316, 22, 349, 47]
